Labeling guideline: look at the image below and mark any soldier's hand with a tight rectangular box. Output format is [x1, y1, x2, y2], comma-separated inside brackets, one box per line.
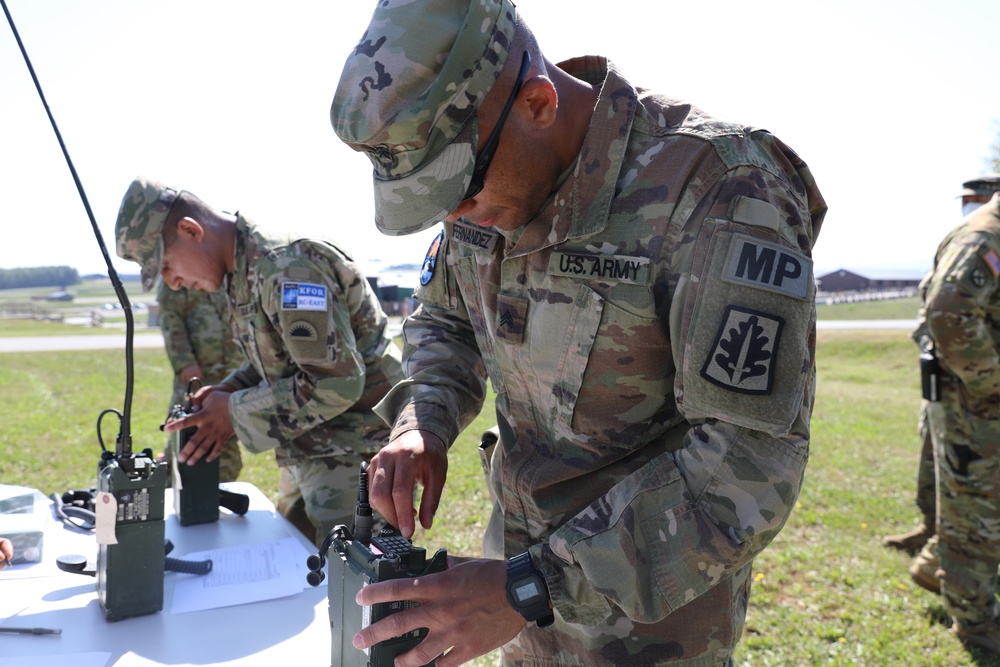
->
[352, 556, 525, 667]
[0, 537, 13, 570]
[165, 384, 236, 465]
[367, 430, 448, 539]
[178, 363, 203, 384]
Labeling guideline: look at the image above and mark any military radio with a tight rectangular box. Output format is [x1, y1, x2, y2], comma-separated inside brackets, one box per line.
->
[306, 463, 448, 667]
[2, 0, 166, 621]
[163, 378, 250, 526]
[95, 444, 168, 621]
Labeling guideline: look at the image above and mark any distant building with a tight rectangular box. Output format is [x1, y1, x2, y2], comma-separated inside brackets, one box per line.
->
[817, 268, 923, 293]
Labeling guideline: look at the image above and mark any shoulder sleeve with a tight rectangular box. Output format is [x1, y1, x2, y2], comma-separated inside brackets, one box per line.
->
[227, 249, 367, 452]
[374, 229, 488, 447]
[926, 233, 1000, 396]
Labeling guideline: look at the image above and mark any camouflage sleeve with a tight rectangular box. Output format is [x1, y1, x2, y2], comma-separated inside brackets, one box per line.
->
[373, 232, 488, 447]
[911, 271, 932, 351]
[157, 283, 199, 373]
[221, 362, 262, 392]
[925, 233, 1000, 397]
[227, 254, 368, 452]
[534, 162, 818, 625]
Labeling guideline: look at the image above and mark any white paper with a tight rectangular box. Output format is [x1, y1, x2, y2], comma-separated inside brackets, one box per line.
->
[170, 537, 310, 614]
[4, 652, 110, 667]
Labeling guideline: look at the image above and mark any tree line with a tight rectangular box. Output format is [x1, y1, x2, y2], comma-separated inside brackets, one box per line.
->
[0, 266, 80, 290]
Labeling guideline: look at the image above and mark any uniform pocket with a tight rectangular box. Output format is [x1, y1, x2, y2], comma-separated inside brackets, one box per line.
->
[555, 285, 675, 455]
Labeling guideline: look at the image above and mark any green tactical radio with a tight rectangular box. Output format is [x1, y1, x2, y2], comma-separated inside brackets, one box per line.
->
[306, 463, 448, 667]
[164, 378, 249, 526]
[96, 449, 168, 621]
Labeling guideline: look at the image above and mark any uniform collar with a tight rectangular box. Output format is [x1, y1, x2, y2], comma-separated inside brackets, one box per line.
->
[230, 213, 271, 301]
[507, 57, 636, 257]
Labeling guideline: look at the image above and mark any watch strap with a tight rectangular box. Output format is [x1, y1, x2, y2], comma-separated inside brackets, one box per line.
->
[506, 552, 554, 627]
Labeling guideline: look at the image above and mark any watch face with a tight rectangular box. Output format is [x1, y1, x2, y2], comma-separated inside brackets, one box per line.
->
[514, 579, 542, 604]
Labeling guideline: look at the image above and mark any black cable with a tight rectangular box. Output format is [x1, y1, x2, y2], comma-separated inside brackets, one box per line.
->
[165, 557, 213, 576]
[1, 0, 137, 463]
[96, 409, 122, 453]
[50, 492, 96, 531]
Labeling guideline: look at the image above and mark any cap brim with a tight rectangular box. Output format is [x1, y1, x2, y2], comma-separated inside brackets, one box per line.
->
[373, 122, 477, 236]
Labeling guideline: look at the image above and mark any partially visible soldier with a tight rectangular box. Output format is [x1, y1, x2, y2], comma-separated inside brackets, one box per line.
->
[884, 175, 1000, 557]
[157, 281, 244, 482]
[907, 186, 1000, 654]
[116, 178, 404, 545]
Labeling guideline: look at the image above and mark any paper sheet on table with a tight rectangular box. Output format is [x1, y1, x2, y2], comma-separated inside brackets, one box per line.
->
[171, 537, 310, 614]
[5, 652, 111, 667]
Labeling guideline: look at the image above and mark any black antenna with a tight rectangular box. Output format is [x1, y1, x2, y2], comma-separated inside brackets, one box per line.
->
[2, 0, 137, 465]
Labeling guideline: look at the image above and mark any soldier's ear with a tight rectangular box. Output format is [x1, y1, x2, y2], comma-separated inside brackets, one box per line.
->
[176, 217, 206, 243]
[520, 77, 557, 130]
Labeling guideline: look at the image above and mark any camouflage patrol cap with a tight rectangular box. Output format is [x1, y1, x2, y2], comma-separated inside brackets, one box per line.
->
[330, 0, 516, 236]
[114, 177, 179, 292]
[960, 174, 1000, 197]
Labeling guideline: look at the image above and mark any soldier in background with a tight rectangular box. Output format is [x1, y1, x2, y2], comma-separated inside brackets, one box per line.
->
[157, 281, 244, 482]
[884, 175, 1000, 563]
[906, 187, 1000, 654]
[116, 178, 404, 545]
[329, 1, 826, 665]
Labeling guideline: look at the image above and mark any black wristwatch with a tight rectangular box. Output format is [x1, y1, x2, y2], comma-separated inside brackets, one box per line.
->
[505, 552, 554, 627]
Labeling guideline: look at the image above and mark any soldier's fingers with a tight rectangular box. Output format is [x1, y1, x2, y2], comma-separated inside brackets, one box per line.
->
[204, 437, 225, 462]
[418, 479, 441, 531]
[417, 449, 447, 530]
[368, 457, 401, 529]
[179, 433, 209, 465]
[396, 635, 448, 667]
[352, 604, 422, 653]
[391, 465, 419, 538]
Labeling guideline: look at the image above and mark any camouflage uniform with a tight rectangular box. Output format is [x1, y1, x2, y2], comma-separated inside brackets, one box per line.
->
[911, 278, 937, 520]
[157, 281, 244, 482]
[221, 215, 404, 542]
[920, 192, 1000, 630]
[370, 58, 826, 665]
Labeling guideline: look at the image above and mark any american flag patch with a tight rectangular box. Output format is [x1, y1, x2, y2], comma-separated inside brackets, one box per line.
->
[983, 249, 1000, 278]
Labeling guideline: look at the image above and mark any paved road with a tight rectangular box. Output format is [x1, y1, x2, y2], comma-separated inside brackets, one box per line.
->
[0, 333, 165, 352]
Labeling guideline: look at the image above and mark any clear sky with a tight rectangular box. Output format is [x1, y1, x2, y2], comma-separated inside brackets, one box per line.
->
[1, 0, 998, 282]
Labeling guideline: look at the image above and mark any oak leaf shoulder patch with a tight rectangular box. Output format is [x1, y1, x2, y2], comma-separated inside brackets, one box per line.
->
[700, 305, 784, 395]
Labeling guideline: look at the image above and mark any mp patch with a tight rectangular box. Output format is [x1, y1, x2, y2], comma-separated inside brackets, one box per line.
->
[722, 234, 811, 300]
[281, 282, 327, 311]
[420, 230, 444, 286]
[701, 305, 784, 395]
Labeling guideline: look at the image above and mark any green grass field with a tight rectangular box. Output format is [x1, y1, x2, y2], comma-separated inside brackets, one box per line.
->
[1, 312, 993, 665]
